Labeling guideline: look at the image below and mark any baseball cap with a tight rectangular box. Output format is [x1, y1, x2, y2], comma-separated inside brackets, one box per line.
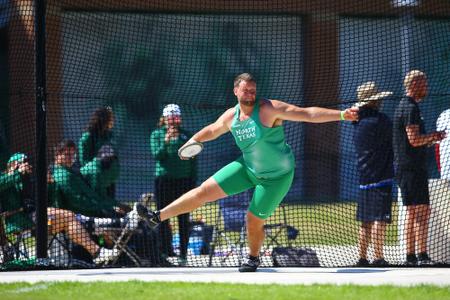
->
[8, 153, 28, 164]
[162, 104, 181, 117]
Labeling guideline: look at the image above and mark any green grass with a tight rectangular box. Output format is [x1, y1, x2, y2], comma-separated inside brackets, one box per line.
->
[0, 282, 448, 300]
[185, 202, 399, 246]
[11, 202, 399, 251]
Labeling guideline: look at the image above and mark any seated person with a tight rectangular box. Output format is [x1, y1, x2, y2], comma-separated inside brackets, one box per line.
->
[49, 140, 143, 249]
[50, 140, 122, 218]
[0, 152, 119, 264]
[80, 145, 120, 200]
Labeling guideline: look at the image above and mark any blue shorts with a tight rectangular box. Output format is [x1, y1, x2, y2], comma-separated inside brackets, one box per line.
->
[356, 186, 393, 223]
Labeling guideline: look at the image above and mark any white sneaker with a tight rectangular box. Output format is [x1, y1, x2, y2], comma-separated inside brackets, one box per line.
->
[94, 247, 119, 264]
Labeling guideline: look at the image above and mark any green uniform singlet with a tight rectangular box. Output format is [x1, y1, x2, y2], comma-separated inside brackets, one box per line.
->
[212, 100, 295, 219]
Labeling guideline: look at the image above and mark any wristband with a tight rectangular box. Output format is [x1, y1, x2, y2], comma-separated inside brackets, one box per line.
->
[340, 110, 345, 121]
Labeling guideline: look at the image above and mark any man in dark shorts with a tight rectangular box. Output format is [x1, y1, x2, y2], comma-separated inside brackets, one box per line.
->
[352, 82, 394, 267]
[393, 70, 446, 266]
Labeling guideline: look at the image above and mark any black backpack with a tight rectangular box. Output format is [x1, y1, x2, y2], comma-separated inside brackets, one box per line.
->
[272, 247, 320, 267]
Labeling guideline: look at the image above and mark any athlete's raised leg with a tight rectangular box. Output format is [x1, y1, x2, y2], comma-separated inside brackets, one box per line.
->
[159, 177, 227, 221]
[137, 159, 253, 226]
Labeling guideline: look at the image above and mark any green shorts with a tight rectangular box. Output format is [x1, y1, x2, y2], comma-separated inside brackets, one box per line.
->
[212, 158, 294, 220]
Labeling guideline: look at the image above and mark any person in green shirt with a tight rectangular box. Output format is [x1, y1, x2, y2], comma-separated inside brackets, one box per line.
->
[80, 145, 120, 199]
[51, 140, 119, 218]
[0, 153, 34, 235]
[0, 153, 119, 264]
[150, 104, 197, 262]
[78, 107, 117, 198]
[139, 73, 359, 272]
[51, 140, 139, 225]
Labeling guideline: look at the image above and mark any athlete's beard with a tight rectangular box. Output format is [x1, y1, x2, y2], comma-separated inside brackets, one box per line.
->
[239, 99, 255, 107]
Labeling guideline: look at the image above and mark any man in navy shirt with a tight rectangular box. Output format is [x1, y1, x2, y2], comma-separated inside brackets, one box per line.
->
[352, 82, 393, 267]
[393, 70, 446, 266]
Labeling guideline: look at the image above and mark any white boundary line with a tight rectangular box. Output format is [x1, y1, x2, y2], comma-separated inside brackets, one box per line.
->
[1, 267, 450, 286]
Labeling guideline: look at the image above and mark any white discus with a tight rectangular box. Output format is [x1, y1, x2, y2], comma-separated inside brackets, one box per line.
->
[178, 141, 203, 159]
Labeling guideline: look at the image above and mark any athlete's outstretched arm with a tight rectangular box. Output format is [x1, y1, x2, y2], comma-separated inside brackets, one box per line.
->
[271, 100, 358, 123]
[191, 108, 233, 142]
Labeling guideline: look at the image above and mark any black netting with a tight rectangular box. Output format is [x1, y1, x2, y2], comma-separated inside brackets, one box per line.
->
[1, 1, 450, 270]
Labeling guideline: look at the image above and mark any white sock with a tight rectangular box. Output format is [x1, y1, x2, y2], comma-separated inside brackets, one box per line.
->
[93, 218, 124, 227]
[77, 213, 124, 227]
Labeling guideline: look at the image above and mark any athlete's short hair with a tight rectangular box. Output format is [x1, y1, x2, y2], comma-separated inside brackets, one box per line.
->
[234, 73, 256, 88]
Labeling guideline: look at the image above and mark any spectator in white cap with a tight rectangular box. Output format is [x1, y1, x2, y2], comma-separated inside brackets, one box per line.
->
[162, 104, 181, 117]
[150, 104, 197, 265]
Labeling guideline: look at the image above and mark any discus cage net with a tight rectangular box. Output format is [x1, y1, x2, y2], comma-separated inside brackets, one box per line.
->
[0, 0, 449, 270]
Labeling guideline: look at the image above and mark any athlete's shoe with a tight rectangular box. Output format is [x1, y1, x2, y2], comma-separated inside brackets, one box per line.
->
[135, 203, 161, 229]
[238, 256, 261, 272]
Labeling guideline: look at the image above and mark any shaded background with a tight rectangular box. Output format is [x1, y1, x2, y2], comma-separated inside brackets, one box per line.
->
[60, 14, 304, 201]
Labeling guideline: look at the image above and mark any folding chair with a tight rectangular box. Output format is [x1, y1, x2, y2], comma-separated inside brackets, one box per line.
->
[0, 217, 12, 263]
[106, 195, 163, 267]
[97, 201, 154, 267]
[0, 208, 77, 266]
[101, 225, 143, 266]
[47, 219, 143, 267]
[0, 210, 34, 262]
[208, 191, 250, 267]
[263, 205, 299, 250]
[5, 230, 33, 261]
[47, 232, 77, 267]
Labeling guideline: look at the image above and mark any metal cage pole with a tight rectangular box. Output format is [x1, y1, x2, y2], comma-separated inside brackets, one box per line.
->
[34, 0, 48, 260]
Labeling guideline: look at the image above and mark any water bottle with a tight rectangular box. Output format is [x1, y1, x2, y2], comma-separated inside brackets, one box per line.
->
[188, 236, 203, 255]
[188, 225, 204, 255]
[172, 234, 180, 256]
